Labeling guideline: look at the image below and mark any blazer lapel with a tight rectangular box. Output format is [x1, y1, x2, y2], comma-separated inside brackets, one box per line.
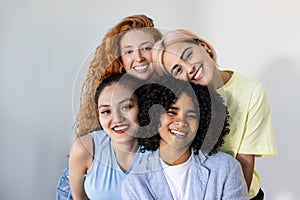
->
[146, 150, 174, 200]
[190, 152, 210, 200]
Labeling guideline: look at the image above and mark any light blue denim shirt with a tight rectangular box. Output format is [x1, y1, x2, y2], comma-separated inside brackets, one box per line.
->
[56, 162, 72, 200]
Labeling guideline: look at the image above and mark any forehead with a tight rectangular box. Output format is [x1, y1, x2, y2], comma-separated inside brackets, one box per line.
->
[166, 41, 196, 55]
[163, 42, 194, 63]
[98, 83, 136, 103]
[120, 30, 155, 47]
[173, 93, 196, 110]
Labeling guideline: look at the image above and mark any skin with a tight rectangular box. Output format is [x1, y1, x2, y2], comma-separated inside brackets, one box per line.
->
[163, 42, 231, 89]
[159, 93, 199, 166]
[162, 41, 254, 190]
[120, 30, 157, 80]
[69, 83, 139, 200]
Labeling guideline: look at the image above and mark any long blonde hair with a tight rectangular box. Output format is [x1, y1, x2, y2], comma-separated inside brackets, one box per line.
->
[74, 14, 162, 136]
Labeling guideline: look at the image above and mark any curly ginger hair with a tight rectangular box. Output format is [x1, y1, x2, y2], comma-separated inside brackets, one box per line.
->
[73, 14, 162, 136]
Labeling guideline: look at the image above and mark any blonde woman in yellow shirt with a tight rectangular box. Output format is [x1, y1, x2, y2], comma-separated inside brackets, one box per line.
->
[152, 29, 277, 199]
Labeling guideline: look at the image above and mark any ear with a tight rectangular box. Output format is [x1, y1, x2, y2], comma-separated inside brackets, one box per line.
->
[198, 40, 214, 59]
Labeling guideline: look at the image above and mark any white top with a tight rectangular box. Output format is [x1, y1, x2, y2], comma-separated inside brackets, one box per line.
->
[160, 156, 193, 200]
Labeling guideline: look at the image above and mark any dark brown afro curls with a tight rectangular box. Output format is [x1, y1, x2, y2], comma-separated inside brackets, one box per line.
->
[135, 75, 230, 155]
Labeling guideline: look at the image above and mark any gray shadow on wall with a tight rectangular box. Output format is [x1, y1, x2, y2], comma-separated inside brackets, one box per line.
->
[256, 56, 300, 200]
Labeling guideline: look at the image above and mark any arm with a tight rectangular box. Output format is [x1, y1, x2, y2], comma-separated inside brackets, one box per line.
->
[236, 153, 254, 191]
[69, 135, 93, 200]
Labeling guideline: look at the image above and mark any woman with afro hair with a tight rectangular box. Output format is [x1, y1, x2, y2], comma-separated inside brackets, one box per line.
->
[122, 75, 248, 200]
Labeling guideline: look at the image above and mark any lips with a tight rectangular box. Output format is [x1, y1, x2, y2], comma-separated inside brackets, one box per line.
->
[112, 125, 129, 134]
[133, 64, 148, 72]
[191, 64, 203, 81]
[170, 129, 186, 137]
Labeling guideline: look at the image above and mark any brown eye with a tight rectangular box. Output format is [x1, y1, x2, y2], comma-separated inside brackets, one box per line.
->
[100, 110, 111, 115]
[124, 50, 133, 55]
[122, 104, 133, 111]
[171, 65, 183, 76]
[142, 46, 152, 51]
[186, 113, 198, 119]
[186, 52, 192, 61]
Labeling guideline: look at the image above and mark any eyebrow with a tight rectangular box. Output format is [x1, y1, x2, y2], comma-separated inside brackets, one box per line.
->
[180, 47, 192, 59]
[119, 98, 134, 105]
[121, 42, 153, 50]
[188, 110, 198, 115]
[98, 104, 110, 110]
[98, 98, 134, 109]
[168, 106, 179, 110]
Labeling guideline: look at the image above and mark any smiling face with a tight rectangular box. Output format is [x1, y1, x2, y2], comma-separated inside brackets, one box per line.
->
[97, 83, 139, 145]
[162, 41, 216, 86]
[158, 92, 199, 151]
[120, 30, 156, 80]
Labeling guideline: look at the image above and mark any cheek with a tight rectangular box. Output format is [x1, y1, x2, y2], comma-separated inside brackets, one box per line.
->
[191, 121, 199, 132]
[124, 105, 139, 122]
[99, 116, 109, 127]
[121, 55, 132, 70]
[129, 109, 139, 123]
[144, 51, 153, 61]
[158, 116, 168, 130]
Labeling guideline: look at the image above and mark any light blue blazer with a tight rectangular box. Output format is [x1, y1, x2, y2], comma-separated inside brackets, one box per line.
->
[122, 149, 248, 200]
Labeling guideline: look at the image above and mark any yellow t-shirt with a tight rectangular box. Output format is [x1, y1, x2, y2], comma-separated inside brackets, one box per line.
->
[218, 71, 277, 198]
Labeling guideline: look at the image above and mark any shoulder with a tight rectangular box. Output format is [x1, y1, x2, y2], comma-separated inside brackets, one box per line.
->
[224, 71, 269, 104]
[228, 71, 265, 90]
[198, 151, 239, 169]
[89, 130, 109, 144]
[70, 134, 93, 161]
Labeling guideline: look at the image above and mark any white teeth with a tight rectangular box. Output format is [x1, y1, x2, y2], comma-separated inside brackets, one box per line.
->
[193, 66, 203, 80]
[113, 125, 129, 131]
[170, 130, 186, 136]
[134, 64, 147, 71]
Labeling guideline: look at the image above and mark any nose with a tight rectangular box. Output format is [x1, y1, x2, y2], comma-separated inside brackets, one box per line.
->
[112, 109, 124, 123]
[182, 62, 196, 80]
[187, 63, 196, 75]
[135, 49, 145, 62]
[174, 116, 188, 128]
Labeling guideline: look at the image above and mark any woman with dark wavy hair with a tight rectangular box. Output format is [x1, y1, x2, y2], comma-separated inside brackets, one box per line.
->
[122, 75, 248, 200]
[68, 73, 148, 200]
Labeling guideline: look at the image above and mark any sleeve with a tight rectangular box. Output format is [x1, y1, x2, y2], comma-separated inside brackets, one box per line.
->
[56, 165, 73, 200]
[239, 83, 277, 157]
[222, 159, 249, 200]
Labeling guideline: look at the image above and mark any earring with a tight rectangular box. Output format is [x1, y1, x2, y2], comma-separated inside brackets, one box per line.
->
[206, 49, 214, 59]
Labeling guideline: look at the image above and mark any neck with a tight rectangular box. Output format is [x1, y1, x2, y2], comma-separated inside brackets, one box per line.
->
[211, 68, 232, 89]
[220, 70, 232, 84]
[112, 139, 139, 171]
[159, 142, 191, 166]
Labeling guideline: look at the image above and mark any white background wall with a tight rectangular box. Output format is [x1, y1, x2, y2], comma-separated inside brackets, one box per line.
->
[1, 0, 299, 199]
